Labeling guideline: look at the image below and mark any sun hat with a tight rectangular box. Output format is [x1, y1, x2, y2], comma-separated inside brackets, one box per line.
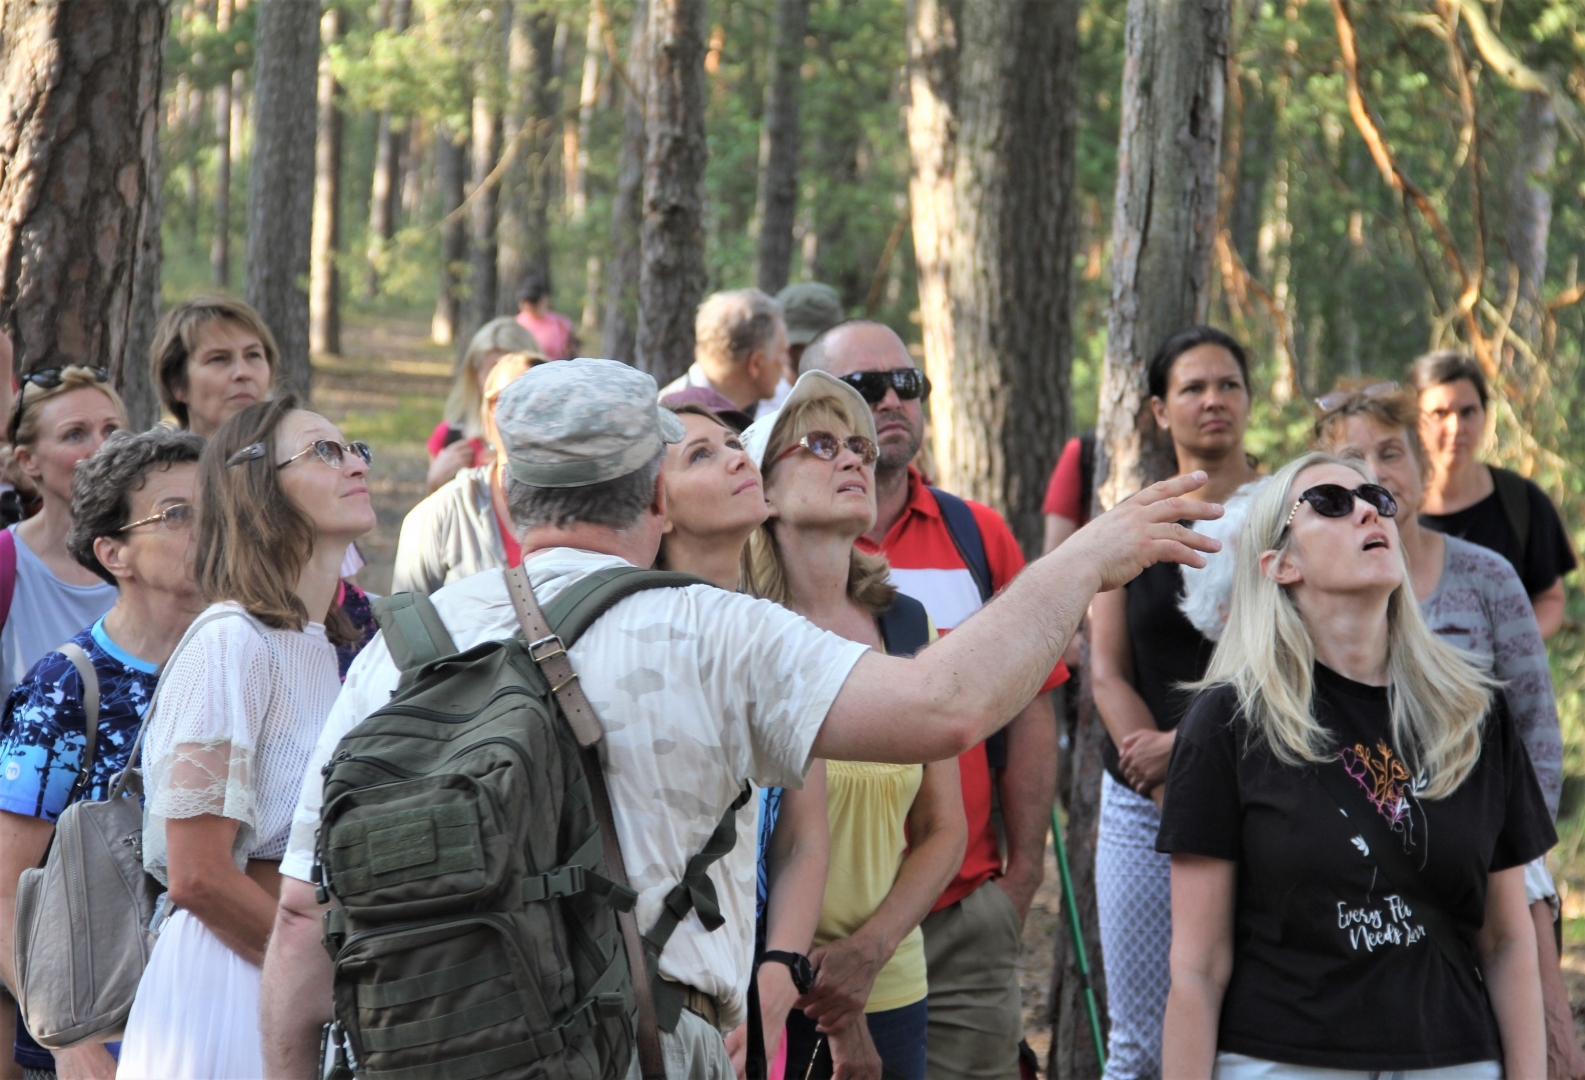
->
[740, 370, 877, 470]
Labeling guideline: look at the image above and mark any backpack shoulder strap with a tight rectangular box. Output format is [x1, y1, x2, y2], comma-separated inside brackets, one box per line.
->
[543, 565, 711, 648]
[930, 487, 993, 603]
[57, 641, 99, 804]
[371, 591, 458, 675]
[0, 529, 16, 634]
[1489, 466, 1531, 557]
[877, 592, 931, 658]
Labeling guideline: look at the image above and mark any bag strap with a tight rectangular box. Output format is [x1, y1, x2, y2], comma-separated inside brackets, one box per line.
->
[504, 563, 667, 1080]
[543, 565, 709, 646]
[876, 593, 931, 658]
[57, 641, 100, 804]
[372, 592, 458, 676]
[1312, 759, 1481, 979]
[0, 529, 16, 634]
[929, 488, 993, 603]
[1489, 466, 1531, 558]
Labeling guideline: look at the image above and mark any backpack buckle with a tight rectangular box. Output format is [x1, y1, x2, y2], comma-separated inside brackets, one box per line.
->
[527, 634, 567, 662]
[545, 863, 586, 898]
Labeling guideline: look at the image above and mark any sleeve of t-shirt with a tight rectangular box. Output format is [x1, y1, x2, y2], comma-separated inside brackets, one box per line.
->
[971, 501, 1068, 691]
[1488, 693, 1558, 873]
[689, 589, 869, 792]
[1042, 437, 1085, 521]
[1156, 684, 1244, 860]
[0, 651, 86, 823]
[1478, 555, 1562, 818]
[1521, 480, 1577, 595]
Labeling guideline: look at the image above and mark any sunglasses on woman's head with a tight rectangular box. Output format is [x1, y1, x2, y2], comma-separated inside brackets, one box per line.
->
[1314, 381, 1398, 414]
[774, 430, 879, 467]
[226, 439, 373, 470]
[836, 368, 930, 405]
[1282, 483, 1399, 533]
[7, 366, 111, 444]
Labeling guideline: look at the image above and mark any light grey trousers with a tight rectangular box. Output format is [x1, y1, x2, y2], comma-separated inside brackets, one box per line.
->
[622, 1009, 734, 1080]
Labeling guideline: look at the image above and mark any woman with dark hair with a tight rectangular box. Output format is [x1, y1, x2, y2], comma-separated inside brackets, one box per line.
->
[1088, 326, 1260, 1079]
[1410, 350, 1575, 638]
[116, 396, 375, 1079]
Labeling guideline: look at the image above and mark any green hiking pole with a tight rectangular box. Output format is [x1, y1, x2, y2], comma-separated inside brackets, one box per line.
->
[1051, 806, 1107, 1072]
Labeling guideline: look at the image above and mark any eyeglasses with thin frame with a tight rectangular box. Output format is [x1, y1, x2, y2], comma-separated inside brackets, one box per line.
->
[1281, 482, 1399, 535]
[773, 430, 879, 467]
[7, 366, 111, 444]
[836, 369, 931, 405]
[1314, 381, 1398, 414]
[119, 503, 194, 534]
[225, 438, 373, 470]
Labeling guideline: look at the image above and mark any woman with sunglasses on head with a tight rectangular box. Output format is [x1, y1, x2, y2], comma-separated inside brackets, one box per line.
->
[1159, 452, 1552, 1079]
[393, 352, 553, 595]
[0, 429, 205, 1080]
[740, 372, 966, 1080]
[1087, 326, 1259, 1079]
[2, 367, 127, 702]
[116, 397, 375, 1080]
[426, 318, 543, 494]
[1314, 384, 1582, 1079]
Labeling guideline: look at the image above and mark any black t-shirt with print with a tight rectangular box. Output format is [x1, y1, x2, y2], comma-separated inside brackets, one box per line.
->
[1420, 468, 1576, 596]
[1157, 665, 1555, 1071]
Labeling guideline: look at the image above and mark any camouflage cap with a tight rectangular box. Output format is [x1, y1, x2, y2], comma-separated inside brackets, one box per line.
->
[776, 282, 844, 345]
[496, 357, 685, 488]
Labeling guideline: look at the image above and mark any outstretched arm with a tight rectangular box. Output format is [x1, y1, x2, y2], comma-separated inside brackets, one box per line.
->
[814, 473, 1222, 765]
[260, 877, 335, 1080]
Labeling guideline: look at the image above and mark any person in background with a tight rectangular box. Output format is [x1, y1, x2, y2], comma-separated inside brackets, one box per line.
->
[149, 296, 277, 440]
[2, 367, 125, 700]
[741, 372, 965, 1080]
[772, 282, 845, 414]
[1088, 326, 1259, 1080]
[0, 429, 205, 1080]
[661, 384, 755, 433]
[393, 352, 550, 595]
[426, 317, 543, 493]
[116, 396, 375, 1079]
[1314, 384, 1583, 1079]
[661, 288, 789, 419]
[1159, 452, 1551, 1079]
[801, 320, 1060, 1080]
[1411, 350, 1574, 638]
[1042, 431, 1097, 555]
[655, 403, 830, 1079]
[514, 274, 578, 361]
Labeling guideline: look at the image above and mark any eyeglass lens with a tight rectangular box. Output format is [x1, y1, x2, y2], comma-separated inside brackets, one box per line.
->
[1301, 483, 1398, 519]
[803, 431, 878, 465]
[840, 370, 927, 404]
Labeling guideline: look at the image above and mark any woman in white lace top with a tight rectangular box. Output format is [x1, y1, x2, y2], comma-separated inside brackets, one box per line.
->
[118, 395, 375, 1080]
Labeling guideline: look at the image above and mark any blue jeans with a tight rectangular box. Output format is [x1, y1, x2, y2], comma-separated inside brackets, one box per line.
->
[783, 997, 929, 1080]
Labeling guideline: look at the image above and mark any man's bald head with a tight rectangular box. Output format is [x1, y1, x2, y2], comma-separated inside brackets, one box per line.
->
[799, 320, 912, 379]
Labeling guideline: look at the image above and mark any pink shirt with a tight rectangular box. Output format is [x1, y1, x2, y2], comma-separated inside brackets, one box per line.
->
[516, 309, 575, 360]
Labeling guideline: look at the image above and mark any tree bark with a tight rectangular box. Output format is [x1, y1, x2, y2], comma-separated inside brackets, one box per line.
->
[0, 0, 170, 390]
[467, 6, 509, 339]
[754, 0, 811, 295]
[1096, 0, 1229, 510]
[1507, 91, 1555, 347]
[602, 0, 648, 363]
[245, 0, 321, 399]
[527, 12, 559, 297]
[566, 5, 603, 222]
[432, 125, 468, 346]
[905, 0, 961, 479]
[363, 0, 411, 300]
[309, 7, 342, 357]
[944, 0, 1078, 556]
[211, 0, 234, 287]
[637, 0, 708, 383]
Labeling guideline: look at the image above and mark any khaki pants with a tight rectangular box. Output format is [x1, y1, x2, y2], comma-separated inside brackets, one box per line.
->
[623, 1009, 734, 1080]
[921, 879, 1024, 1080]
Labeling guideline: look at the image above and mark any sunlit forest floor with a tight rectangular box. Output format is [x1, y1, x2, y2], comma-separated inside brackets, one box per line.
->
[316, 311, 1585, 1067]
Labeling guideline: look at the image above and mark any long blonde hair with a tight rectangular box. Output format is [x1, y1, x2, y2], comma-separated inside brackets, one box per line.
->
[741, 396, 895, 613]
[443, 318, 543, 435]
[1200, 451, 1490, 798]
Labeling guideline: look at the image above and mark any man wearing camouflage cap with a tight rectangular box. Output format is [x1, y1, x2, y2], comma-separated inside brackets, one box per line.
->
[261, 358, 1224, 1078]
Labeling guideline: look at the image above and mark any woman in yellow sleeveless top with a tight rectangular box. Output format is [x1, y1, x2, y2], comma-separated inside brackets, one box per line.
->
[742, 372, 966, 1080]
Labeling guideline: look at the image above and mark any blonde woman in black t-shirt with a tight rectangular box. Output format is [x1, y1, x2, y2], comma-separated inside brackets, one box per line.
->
[1158, 451, 1552, 1079]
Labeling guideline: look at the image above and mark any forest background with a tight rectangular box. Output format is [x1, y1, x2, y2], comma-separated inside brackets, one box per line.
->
[11, 0, 1585, 1070]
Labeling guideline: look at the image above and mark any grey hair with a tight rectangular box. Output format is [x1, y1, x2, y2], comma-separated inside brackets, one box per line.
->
[694, 289, 782, 372]
[506, 447, 665, 533]
[68, 428, 205, 585]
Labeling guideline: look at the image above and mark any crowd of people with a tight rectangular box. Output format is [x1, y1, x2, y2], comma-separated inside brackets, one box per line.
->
[0, 270, 1573, 1080]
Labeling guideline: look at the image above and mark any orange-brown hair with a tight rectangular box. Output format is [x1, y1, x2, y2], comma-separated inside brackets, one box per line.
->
[1312, 383, 1428, 476]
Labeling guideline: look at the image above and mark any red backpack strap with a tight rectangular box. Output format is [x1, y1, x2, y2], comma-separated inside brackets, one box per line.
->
[0, 529, 15, 633]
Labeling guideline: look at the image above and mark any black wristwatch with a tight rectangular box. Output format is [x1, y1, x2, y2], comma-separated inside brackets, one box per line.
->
[758, 950, 814, 995]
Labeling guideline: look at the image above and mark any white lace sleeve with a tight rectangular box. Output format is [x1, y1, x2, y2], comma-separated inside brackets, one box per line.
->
[142, 605, 273, 885]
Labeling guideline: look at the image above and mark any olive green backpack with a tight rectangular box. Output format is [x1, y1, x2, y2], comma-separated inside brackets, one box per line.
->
[313, 565, 745, 1080]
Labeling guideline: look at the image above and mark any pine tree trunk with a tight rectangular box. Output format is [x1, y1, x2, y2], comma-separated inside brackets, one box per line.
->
[363, 0, 411, 299]
[1096, 0, 1229, 510]
[0, 0, 170, 394]
[309, 7, 342, 357]
[566, 6, 602, 222]
[211, 0, 234, 288]
[497, 11, 532, 313]
[905, 0, 961, 478]
[602, 0, 648, 363]
[1508, 91, 1555, 347]
[245, 0, 321, 399]
[526, 12, 559, 294]
[432, 126, 468, 346]
[637, 0, 708, 383]
[468, 3, 507, 339]
[754, 0, 811, 295]
[944, 0, 1078, 555]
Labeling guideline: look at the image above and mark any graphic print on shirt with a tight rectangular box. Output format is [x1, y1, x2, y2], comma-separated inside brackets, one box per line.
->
[1335, 892, 1429, 954]
[1340, 740, 1422, 847]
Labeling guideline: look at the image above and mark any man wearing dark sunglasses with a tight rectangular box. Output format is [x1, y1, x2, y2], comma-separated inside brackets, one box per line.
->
[801, 320, 1063, 1080]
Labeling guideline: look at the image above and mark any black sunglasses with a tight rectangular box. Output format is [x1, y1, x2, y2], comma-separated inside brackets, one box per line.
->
[837, 369, 930, 405]
[7, 366, 111, 444]
[1282, 483, 1399, 534]
[226, 439, 373, 470]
